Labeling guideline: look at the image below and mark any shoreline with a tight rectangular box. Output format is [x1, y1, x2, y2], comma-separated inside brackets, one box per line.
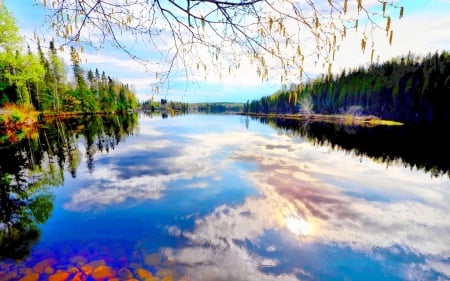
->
[236, 112, 404, 126]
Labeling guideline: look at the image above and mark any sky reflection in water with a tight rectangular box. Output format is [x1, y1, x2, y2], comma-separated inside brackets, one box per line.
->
[25, 114, 450, 280]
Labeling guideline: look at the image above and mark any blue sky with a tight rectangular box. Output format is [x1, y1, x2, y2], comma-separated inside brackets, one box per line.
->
[3, 0, 450, 103]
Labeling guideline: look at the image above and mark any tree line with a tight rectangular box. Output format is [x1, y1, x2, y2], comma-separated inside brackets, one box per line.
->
[0, 6, 138, 114]
[244, 51, 450, 124]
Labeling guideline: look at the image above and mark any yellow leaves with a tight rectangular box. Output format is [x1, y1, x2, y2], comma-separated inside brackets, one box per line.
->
[357, 0, 362, 14]
[278, 21, 284, 34]
[385, 16, 391, 33]
[65, 25, 69, 37]
[361, 38, 366, 52]
[315, 16, 319, 29]
[343, 0, 348, 14]
[269, 17, 273, 31]
[258, 27, 266, 37]
[327, 63, 332, 79]
[59, 46, 64, 52]
[389, 30, 393, 45]
[296, 45, 302, 56]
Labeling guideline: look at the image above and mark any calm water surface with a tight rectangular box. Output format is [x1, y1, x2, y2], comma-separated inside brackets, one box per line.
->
[1, 113, 449, 281]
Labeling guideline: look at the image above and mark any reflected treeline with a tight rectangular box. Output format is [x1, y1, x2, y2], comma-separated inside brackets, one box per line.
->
[139, 108, 188, 119]
[255, 117, 450, 178]
[0, 113, 138, 260]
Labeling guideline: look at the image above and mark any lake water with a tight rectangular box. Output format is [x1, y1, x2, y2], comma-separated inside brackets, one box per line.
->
[0, 113, 449, 281]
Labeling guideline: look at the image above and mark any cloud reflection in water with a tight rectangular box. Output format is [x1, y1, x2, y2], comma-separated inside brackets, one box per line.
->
[166, 127, 448, 279]
[63, 116, 450, 279]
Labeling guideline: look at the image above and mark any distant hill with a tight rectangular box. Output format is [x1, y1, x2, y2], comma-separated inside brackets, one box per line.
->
[189, 102, 244, 113]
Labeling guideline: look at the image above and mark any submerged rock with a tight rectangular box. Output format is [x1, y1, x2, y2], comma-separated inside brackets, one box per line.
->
[32, 258, 57, 274]
[136, 268, 152, 279]
[91, 265, 114, 280]
[18, 272, 39, 281]
[48, 270, 69, 281]
[117, 267, 134, 280]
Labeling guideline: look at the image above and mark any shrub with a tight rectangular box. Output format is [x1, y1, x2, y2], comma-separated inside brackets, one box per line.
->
[11, 110, 23, 123]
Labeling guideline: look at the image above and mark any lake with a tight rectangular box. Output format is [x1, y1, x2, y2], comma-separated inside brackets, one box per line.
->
[0, 113, 449, 281]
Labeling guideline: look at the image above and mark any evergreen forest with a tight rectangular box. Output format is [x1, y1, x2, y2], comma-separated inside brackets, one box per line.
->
[245, 51, 450, 124]
[0, 6, 138, 114]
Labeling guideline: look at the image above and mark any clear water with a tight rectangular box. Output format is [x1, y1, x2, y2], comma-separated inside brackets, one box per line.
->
[1, 113, 449, 281]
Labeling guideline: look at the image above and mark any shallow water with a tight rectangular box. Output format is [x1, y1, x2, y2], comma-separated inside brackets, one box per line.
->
[1, 113, 449, 281]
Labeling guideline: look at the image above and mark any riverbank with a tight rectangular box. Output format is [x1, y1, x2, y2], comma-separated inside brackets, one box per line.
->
[0, 105, 39, 128]
[238, 112, 404, 126]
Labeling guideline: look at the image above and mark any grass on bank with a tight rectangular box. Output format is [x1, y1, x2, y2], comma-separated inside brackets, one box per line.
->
[241, 112, 404, 126]
[0, 104, 40, 144]
[0, 104, 39, 126]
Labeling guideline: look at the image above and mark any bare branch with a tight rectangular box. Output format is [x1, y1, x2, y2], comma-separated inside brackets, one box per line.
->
[35, 0, 404, 89]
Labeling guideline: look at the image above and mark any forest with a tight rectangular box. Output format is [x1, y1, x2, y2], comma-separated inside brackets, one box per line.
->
[0, 6, 138, 115]
[244, 51, 450, 124]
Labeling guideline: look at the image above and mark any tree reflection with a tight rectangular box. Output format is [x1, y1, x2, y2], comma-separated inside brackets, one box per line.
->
[0, 113, 138, 259]
[256, 117, 450, 178]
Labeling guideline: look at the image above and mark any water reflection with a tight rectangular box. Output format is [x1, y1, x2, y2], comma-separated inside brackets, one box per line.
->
[0, 114, 448, 281]
[154, 116, 449, 280]
[0, 113, 137, 259]
[256, 117, 450, 178]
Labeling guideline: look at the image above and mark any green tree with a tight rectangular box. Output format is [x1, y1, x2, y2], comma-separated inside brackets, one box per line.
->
[48, 40, 68, 111]
[0, 46, 44, 106]
[0, 5, 21, 50]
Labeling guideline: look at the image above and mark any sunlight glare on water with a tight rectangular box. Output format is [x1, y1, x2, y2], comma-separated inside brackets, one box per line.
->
[285, 215, 313, 236]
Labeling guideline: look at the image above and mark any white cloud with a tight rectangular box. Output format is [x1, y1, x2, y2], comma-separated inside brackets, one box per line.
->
[332, 9, 450, 73]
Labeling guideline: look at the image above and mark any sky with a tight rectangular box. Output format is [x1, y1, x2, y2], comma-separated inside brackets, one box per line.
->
[3, 0, 450, 103]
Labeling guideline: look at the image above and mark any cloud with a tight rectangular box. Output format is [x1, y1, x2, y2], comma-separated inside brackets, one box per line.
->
[332, 8, 450, 73]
